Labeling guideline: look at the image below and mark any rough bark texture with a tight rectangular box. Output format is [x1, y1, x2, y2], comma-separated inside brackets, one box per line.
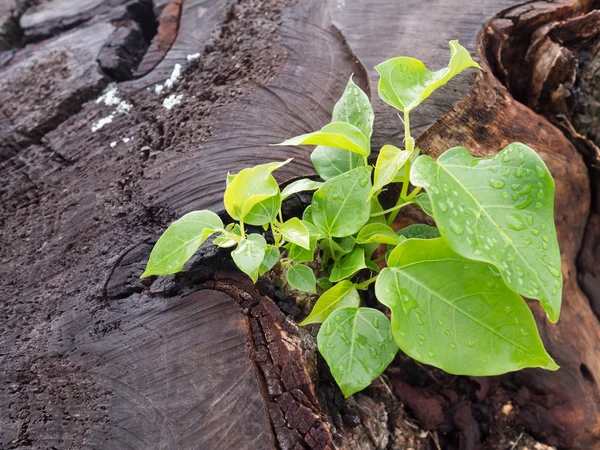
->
[1, 0, 600, 449]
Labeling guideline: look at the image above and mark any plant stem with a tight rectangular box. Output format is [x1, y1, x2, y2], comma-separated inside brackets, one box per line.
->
[355, 276, 378, 290]
[371, 201, 414, 218]
[387, 111, 415, 225]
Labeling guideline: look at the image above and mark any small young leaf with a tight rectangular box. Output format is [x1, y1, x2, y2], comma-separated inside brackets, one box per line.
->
[259, 245, 280, 276]
[300, 281, 360, 325]
[303, 205, 314, 224]
[276, 122, 370, 157]
[281, 179, 323, 199]
[413, 192, 433, 217]
[224, 159, 291, 224]
[410, 143, 562, 322]
[214, 223, 242, 248]
[279, 217, 310, 250]
[287, 239, 316, 263]
[286, 264, 317, 294]
[376, 40, 480, 113]
[376, 238, 558, 375]
[312, 166, 373, 237]
[226, 172, 237, 187]
[243, 193, 281, 226]
[142, 210, 223, 278]
[317, 277, 333, 291]
[332, 75, 375, 139]
[330, 248, 367, 282]
[396, 224, 440, 240]
[318, 307, 398, 397]
[370, 145, 411, 197]
[311, 146, 365, 181]
[357, 223, 405, 245]
[231, 234, 267, 283]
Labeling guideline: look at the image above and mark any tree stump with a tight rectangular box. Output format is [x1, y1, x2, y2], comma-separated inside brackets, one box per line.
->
[1, 0, 599, 449]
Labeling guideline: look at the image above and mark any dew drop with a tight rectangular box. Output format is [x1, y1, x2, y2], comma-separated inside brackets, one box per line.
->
[467, 340, 475, 348]
[535, 164, 546, 177]
[504, 306, 511, 314]
[438, 319, 444, 326]
[520, 328, 529, 337]
[502, 191, 509, 198]
[489, 178, 505, 189]
[514, 195, 533, 210]
[419, 334, 425, 341]
[507, 213, 526, 231]
[428, 351, 435, 358]
[450, 343, 457, 349]
[535, 202, 543, 209]
[531, 227, 541, 236]
[542, 235, 549, 242]
[449, 218, 464, 235]
[438, 201, 448, 212]
[444, 329, 451, 337]
[372, 317, 380, 329]
[337, 364, 345, 372]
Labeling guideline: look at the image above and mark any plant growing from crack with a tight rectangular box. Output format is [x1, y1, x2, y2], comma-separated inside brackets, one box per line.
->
[141, 41, 562, 397]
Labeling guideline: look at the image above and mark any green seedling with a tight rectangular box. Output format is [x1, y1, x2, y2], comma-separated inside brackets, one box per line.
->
[142, 41, 561, 397]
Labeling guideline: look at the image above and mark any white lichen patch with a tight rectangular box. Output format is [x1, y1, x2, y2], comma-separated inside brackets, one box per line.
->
[154, 63, 183, 95]
[91, 114, 114, 132]
[109, 141, 117, 148]
[163, 94, 183, 110]
[122, 137, 130, 143]
[186, 53, 200, 62]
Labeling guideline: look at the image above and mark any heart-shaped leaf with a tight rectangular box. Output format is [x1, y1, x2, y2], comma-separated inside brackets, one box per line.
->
[330, 248, 367, 282]
[276, 122, 370, 157]
[318, 307, 398, 397]
[311, 146, 365, 180]
[376, 40, 481, 113]
[375, 238, 557, 375]
[142, 210, 224, 277]
[332, 75, 374, 139]
[311, 166, 373, 237]
[259, 245, 280, 276]
[279, 217, 310, 250]
[300, 280, 360, 325]
[286, 264, 317, 294]
[232, 234, 267, 282]
[410, 143, 562, 322]
[213, 223, 242, 248]
[370, 145, 411, 197]
[224, 160, 291, 224]
[281, 179, 323, 199]
[357, 223, 405, 245]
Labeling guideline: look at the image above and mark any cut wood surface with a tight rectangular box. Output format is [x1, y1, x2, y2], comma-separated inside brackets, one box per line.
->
[1, 0, 600, 449]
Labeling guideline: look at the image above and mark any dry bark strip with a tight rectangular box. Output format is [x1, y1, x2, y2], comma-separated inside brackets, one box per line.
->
[1, 0, 600, 449]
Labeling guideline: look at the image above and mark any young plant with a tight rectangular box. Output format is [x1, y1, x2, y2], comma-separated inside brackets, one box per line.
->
[141, 41, 562, 398]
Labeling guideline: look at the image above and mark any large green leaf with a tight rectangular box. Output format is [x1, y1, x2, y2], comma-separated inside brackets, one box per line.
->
[318, 307, 398, 397]
[332, 75, 374, 139]
[300, 280, 360, 325]
[279, 217, 310, 250]
[370, 145, 411, 197]
[259, 245, 280, 276]
[243, 193, 281, 226]
[281, 179, 323, 199]
[375, 40, 480, 113]
[311, 166, 373, 237]
[223, 160, 290, 224]
[330, 248, 367, 282]
[231, 234, 267, 282]
[375, 238, 557, 375]
[286, 264, 317, 294]
[311, 146, 365, 181]
[410, 143, 562, 322]
[276, 122, 370, 157]
[141, 210, 223, 277]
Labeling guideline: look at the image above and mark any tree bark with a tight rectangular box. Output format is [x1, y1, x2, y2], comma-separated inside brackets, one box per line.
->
[1, 0, 599, 449]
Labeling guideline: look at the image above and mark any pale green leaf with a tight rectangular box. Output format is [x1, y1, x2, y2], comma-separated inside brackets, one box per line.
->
[317, 277, 333, 291]
[370, 145, 411, 197]
[396, 224, 440, 240]
[410, 143, 562, 322]
[375, 238, 557, 375]
[356, 223, 405, 245]
[281, 179, 323, 199]
[276, 122, 370, 157]
[232, 234, 267, 282]
[142, 210, 223, 277]
[376, 40, 481, 113]
[279, 217, 310, 250]
[311, 146, 365, 181]
[330, 248, 367, 282]
[311, 166, 373, 237]
[286, 264, 317, 294]
[332, 75, 374, 139]
[413, 192, 433, 217]
[259, 245, 280, 276]
[243, 193, 281, 226]
[318, 307, 398, 397]
[300, 281, 360, 325]
[213, 223, 242, 248]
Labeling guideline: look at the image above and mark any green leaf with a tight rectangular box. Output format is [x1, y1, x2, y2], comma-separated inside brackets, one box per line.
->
[303, 205, 314, 224]
[213, 223, 243, 248]
[376, 40, 481, 113]
[243, 193, 282, 226]
[370, 145, 411, 197]
[311, 166, 373, 237]
[311, 146, 365, 181]
[281, 179, 323, 199]
[396, 224, 440, 240]
[318, 307, 398, 397]
[332, 75, 374, 139]
[375, 238, 558, 375]
[226, 172, 237, 187]
[142, 210, 224, 277]
[317, 277, 333, 291]
[330, 248, 367, 282]
[277, 122, 370, 157]
[300, 281, 360, 325]
[279, 217, 310, 249]
[259, 245, 280, 276]
[286, 264, 317, 294]
[231, 234, 267, 282]
[224, 159, 290, 224]
[410, 143, 562, 322]
[413, 192, 433, 217]
[357, 223, 405, 245]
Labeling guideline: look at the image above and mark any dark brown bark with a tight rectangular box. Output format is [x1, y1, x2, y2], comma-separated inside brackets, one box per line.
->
[1, 0, 600, 449]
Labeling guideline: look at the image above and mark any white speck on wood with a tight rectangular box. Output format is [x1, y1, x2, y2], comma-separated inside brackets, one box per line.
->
[91, 114, 114, 132]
